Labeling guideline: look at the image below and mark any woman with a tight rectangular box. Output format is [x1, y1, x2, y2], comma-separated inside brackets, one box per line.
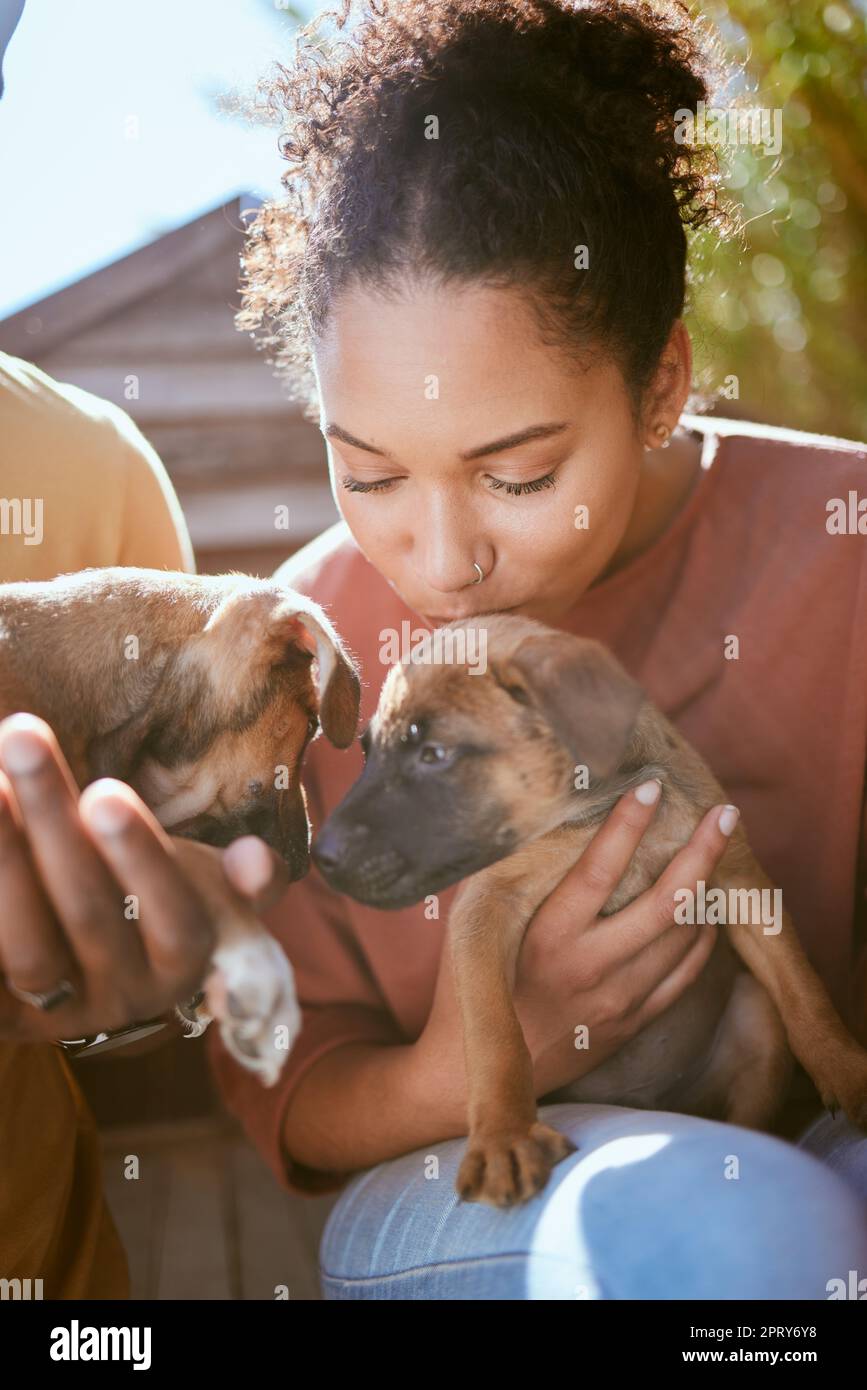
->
[2, 0, 864, 1302]
[207, 0, 867, 1297]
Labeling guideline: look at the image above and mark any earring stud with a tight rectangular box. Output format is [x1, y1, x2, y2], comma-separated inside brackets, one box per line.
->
[653, 423, 672, 449]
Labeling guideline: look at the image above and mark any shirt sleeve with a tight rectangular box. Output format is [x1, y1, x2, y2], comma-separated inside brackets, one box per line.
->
[109, 406, 195, 574]
[205, 758, 405, 1195]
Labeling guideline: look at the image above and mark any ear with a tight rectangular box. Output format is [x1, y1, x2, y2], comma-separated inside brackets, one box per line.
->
[201, 585, 361, 749]
[493, 633, 645, 781]
[271, 596, 361, 749]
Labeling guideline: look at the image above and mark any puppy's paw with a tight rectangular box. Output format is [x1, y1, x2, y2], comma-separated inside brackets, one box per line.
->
[455, 1122, 576, 1208]
[203, 931, 301, 1087]
[175, 992, 211, 1039]
[813, 1052, 867, 1132]
[830, 1075, 867, 1132]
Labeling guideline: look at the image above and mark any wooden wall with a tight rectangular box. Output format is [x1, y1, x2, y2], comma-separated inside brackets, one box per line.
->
[4, 200, 339, 578]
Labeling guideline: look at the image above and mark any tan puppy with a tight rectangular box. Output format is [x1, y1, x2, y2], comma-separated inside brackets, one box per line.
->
[0, 567, 360, 1083]
[314, 614, 867, 1206]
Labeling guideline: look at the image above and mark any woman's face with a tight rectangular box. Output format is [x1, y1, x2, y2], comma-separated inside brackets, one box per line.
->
[313, 280, 665, 629]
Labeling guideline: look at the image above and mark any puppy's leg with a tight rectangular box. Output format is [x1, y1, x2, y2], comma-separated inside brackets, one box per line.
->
[449, 874, 575, 1208]
[721, 838, 867, 1129]
[674, 971, 792, 1131]
[171, 840, 301, 1087]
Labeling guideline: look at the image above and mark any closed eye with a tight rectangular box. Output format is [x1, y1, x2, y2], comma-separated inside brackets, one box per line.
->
[341, 476, 395, 494]
[339, 472, 557, 497]
[487, 472, 556, 495]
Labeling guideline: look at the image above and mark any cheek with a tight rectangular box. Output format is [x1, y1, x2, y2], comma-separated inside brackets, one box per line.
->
[331, 484, 402, 566]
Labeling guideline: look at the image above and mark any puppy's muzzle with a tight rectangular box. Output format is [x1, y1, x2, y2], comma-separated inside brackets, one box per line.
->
[312, 822, 410, 903]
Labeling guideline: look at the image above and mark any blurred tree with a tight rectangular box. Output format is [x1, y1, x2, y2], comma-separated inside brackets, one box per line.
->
[687, 0, 866, 441]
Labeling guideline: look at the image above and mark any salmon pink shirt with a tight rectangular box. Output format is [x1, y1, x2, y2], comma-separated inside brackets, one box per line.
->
[206, 420, 867, 1195]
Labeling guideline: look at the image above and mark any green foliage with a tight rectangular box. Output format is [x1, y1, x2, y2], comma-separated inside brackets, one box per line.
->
[686, 0, 867, 441]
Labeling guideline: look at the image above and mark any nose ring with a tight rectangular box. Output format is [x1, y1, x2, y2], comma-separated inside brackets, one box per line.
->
[473, 562, 485, 584]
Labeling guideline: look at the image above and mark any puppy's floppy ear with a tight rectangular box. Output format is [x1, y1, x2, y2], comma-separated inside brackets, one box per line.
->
[201, 585, 361, 748]
[271, 597, 361, 749]
[493, 632, 645, 781]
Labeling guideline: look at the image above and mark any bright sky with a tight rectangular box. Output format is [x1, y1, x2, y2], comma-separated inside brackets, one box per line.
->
[0, 0, 313, 318]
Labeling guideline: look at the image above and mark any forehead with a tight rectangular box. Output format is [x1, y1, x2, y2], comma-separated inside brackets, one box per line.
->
[314, 282, 585, 450]
[373, 662, 500, 739]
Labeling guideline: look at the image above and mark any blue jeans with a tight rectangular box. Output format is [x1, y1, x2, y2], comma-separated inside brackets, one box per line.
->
[319, 1101, 867, 1299]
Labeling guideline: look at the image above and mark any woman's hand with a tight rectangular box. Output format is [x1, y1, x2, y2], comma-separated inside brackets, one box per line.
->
[515, 782, 737, 1095]
[0, 714, 289, 1043]
[420, 780, 738, 1111]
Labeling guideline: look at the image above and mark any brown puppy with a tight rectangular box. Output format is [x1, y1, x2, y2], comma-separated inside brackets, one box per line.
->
[0, 567, 360, 1083]
[314, 614, 867, 1206]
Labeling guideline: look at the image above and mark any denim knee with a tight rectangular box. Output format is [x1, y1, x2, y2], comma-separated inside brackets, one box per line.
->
[320, 1103, 867, 1300]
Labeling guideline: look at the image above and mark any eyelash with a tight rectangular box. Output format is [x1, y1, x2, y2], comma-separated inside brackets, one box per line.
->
[340, 472, 557, 497]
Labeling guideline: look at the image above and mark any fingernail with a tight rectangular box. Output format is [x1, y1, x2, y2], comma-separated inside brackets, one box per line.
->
[85, 795, 132, 835]
[718, 805, 740, 836]
[0, 730, 46, 775]
[634, 778, 662, 805]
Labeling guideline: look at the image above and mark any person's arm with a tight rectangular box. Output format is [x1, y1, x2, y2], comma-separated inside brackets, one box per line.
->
[276, 790, 732, 1176]
[108, 401, 195, 573]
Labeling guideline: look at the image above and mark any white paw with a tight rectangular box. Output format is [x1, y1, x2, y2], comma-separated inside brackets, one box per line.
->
[200, 931, 301, 1086]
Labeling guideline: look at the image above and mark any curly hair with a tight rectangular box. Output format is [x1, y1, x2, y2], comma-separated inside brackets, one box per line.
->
[237, 0, 733, 418]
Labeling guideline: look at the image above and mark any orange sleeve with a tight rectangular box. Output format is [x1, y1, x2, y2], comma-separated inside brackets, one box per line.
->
[102, 402, 194, 574]
[205, 857, 404, 1195]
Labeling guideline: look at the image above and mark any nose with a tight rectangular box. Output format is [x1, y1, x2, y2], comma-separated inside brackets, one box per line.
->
[414, 498, 482, 594]
[311, 825, 343, 875]
[312, 820, 368, 877]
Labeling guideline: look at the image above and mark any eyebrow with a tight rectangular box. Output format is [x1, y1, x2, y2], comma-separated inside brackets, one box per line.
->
[323, 420, 569, 462]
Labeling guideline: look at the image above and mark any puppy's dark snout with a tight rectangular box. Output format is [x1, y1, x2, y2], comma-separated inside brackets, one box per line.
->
[312, 820, 369, 877]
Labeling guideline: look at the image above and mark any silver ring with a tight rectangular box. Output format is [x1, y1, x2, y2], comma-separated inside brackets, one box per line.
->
[6, 977, 76, 1012]
[472, 562, 484, 585]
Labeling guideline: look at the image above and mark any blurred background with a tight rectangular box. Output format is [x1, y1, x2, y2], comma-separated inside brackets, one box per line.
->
[0, 0, 865, 1298]
[1, 1, 866, 580]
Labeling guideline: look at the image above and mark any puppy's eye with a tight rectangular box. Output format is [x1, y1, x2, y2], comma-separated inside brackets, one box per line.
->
[248, 779, 264, 797]
[419, 744, 449, 765]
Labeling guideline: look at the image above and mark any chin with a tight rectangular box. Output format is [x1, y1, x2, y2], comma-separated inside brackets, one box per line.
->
[340, 855, 491, 909]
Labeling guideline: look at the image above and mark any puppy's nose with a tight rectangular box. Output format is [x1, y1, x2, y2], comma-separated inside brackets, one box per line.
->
[312, 821, 366, 876]
[311, 827, 343, 875]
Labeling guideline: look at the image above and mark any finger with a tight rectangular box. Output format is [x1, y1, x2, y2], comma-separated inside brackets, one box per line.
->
[80, 781, 214, 996]
[222, 836, 291, 914]
[0, 717, 149, 979]
[654, 802, 740, 902]
[0, 771, 80, 1000]
[592, 915, 718, 1021]
[586, 801, 740, 970]
[625, 922, 719, 1032]
[546, 778, 664, 929]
